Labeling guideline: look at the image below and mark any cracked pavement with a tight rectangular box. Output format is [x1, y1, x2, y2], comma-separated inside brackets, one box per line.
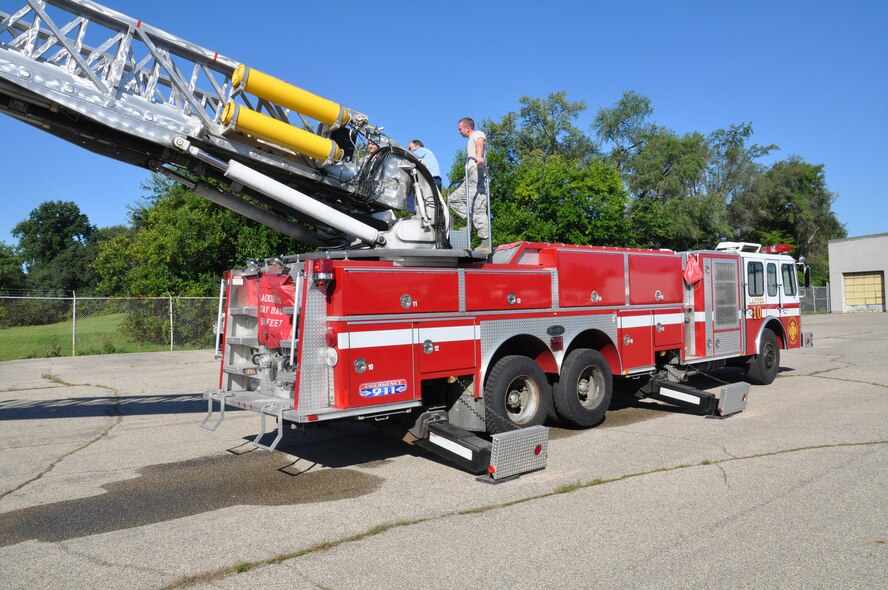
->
[0, 314, 885, 589]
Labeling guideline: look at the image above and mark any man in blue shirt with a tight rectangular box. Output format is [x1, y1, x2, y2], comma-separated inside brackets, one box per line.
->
[408, 139, 442, 190]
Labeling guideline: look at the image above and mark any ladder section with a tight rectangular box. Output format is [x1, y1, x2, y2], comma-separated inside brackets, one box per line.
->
[0, 0, 236, 151]
[0, 1, 350, 210]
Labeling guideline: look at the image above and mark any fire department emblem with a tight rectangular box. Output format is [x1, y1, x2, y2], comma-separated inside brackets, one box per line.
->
[788, 317, 799, 345]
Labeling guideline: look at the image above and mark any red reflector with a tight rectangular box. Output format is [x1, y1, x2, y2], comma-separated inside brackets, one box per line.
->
[533, 444, 542, 456]
[488, 465, 496, 474]
[307, 415, 318, 422]
[324, 327, 337, 347]
[550, 336, 563, 351]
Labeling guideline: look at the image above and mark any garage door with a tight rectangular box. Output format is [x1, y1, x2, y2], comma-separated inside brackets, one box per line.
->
[843, 272, 885, 312]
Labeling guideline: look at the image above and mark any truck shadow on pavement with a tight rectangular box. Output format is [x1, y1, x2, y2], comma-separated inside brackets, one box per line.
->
[237, 420, 420, 472]
[0, 393, 207, 420]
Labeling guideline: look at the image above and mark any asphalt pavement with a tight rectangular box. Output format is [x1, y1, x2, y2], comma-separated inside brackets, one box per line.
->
[0, 313, 885, 589]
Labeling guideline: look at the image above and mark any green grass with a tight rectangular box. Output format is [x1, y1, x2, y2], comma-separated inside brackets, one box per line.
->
[0, 313, 171, 361]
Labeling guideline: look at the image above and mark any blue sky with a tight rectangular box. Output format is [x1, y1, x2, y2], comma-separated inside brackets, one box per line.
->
[1, 0, 885, 245]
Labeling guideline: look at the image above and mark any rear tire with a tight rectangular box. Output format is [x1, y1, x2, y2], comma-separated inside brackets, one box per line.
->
[747, 328, 780, 385]
[484, 355, 550, 434]
[553, 349, 613, 427]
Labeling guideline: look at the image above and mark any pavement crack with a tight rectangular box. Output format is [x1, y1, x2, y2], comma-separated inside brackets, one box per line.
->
[715, 463, 729, 485]
[0, 379, 124, 502]
[55, 540, 170, 577]
[810, 374, 888, 390]
[161, 439, 888, 589]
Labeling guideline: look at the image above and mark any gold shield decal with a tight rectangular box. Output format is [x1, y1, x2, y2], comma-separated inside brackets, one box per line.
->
[788, 317, 799, 345]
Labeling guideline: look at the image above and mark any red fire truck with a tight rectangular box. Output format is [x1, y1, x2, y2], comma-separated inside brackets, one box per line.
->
[0, 1, 812, 480]
[203, 240, 812, 478]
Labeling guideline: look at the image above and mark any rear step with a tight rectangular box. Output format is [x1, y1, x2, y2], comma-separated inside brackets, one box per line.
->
[415, 422, 549, 482]
[643, 380, 750, 417]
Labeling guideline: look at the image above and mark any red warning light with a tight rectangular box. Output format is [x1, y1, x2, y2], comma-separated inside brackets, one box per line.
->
[534, 444, 542, 456]
[761, 244, 792, 254]
[312, 259, 334, 287]
[488, 465, 496, 474]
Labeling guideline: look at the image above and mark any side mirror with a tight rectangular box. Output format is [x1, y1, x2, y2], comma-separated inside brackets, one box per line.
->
[804, 267, 811, 288]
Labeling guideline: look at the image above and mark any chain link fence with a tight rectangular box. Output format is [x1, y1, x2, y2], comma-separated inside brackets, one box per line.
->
[1, 284, 833, 362]
[800, 285, 831, 314]
[0, 294, 222, 362]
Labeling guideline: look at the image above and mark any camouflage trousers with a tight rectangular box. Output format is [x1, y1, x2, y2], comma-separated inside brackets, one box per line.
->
[447, 166, 488, 239]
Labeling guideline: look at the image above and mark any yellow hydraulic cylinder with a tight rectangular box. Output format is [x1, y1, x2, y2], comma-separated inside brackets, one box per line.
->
[222, 103, 343, 163]
[231, 64, 350, 127]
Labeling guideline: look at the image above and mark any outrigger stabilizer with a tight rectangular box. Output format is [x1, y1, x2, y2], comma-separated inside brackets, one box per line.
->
[638, 377, 750, 417]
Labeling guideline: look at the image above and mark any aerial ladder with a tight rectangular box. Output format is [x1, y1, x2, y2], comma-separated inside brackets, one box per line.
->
[0, 0, 454, 252]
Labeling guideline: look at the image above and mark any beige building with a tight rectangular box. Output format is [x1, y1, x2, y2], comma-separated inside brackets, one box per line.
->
[828, 233, 888, 312]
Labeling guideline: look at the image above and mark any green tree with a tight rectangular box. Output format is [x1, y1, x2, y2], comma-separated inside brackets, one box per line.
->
[493, 156, 629, 246]
[486, 91, 597, 165]
[94, 175, 307, 296]
[705, 123, 777, 203]
[624, 128, 717, 249]
[592, 90, 654, 172]
[0, 243, 26, 292]
[12, 201, 94, 267]
[11, 200, 96, 292]
[729, 157, 846, 283]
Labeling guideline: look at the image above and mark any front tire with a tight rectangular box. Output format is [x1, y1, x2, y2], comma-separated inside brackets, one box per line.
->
[747, 328, 780, 385]
[553, 349, 613, 427]
[484, 355, 550, 433]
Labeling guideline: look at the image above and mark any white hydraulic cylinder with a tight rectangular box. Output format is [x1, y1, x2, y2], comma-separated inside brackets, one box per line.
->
[224, 160, 381, 245]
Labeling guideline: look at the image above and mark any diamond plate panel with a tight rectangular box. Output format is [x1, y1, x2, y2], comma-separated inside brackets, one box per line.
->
[490, 425, 548, 480]
[297, 278, 332, 412]
[717, 382, 750, 416]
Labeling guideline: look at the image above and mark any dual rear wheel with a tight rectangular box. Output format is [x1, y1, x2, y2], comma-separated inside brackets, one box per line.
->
[484, 349, 613, 433]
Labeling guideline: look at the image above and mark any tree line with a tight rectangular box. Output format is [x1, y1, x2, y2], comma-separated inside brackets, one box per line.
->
[472, 91, 844, 283]
[0, 90, 845, 296]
